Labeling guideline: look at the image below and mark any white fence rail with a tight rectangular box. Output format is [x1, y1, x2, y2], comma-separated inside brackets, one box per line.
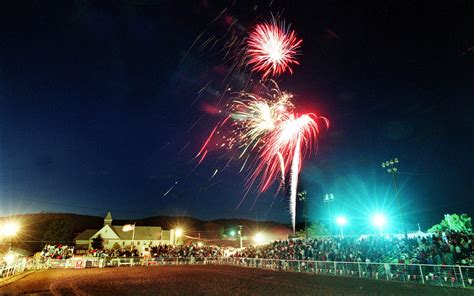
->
[220, 257, 474, 289]
[2, 256, 473, 289]
[0, 258, 27, 280]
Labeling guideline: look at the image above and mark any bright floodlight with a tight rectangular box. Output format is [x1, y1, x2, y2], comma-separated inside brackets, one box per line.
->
[229, 230, 236, 237]
[336, 216, 347, 226]
[1, 222, 19, 237]
[372, 214, 386, 227]
[4, 253, 15, 264]
[253, 232, 264, 245]
[175, 228, 183, 237]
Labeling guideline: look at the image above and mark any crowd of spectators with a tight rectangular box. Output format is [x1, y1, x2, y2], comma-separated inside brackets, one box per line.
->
[40, 244, 74, 259]
[89, 248, 139, 258]
[148, 244, 223, 259]
[39, 232, 473, 266]
[234, 231, 474, 266]
[88, 244, 224, 259]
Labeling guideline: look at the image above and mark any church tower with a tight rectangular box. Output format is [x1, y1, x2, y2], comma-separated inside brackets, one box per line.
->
[104, 211, 113, 226]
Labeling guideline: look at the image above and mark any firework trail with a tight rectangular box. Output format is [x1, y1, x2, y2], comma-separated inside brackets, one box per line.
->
[163, 181, 178, 197]
[289, 134, 301, 233]
[197, 82, 328, 232]
[247, 18, 302, 78]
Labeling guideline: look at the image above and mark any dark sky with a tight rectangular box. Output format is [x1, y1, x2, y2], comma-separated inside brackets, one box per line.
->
[0, 1, 472, 233]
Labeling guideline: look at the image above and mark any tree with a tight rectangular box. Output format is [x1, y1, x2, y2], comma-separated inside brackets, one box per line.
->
[41, 218, 74, 245]
[297, 190, 308, 239]
[428, 214, 472, 234]
[91, 235, 104, 250]
[295, 221, 329, 238]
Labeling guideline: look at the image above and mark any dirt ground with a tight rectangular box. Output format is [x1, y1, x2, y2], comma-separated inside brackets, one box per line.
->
[0, 265, 471, 296]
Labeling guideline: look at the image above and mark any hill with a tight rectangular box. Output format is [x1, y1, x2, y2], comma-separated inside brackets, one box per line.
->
[1, 212, 292, 253]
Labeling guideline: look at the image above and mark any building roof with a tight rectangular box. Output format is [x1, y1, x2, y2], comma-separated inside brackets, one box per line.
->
[75, 229, 99, 241]
[111, 226, 162, 240]
[105, 211, 112, 219]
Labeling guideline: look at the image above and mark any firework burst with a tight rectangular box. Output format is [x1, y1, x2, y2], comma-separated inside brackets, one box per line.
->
[197, 83, 328, 233]
[247, 19, 302, 78]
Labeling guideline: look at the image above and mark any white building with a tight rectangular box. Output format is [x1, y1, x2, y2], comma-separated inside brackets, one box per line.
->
[75, 212, 176, 250]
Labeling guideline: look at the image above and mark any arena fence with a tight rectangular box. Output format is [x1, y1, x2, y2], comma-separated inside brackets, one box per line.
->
[0, 257, 27, 280]
[2, 256, 473, 289]
[218, 257, 474, 289]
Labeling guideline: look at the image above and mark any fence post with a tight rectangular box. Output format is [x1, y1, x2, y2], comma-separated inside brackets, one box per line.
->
[357, 262, 361, 278]
[419, 265, 425, 284]
[457, 265, 466, 288]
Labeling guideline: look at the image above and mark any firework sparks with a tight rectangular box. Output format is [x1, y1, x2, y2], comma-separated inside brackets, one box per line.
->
[247, 19, 302, 78]
[197, 83, 328, 232]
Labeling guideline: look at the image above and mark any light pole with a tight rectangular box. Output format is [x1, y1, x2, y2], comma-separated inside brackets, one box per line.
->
[323, 193, 335, 235]
[335, 216, 347, 238]
[175, 228, 183, 245]
[381, 158, 407, 237]
[238, 225, 243, 249]
[298, 190, 308, 239]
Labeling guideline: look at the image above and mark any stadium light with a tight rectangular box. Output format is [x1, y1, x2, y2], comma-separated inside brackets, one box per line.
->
[253, 232, 264, 245]
[323, 193, 335, 235]
[336, 216, 347, 226]
[381, 157, 406, 237]
[1, 222, 19, 237]
[335, 216, 347, 238]
[229, 230, 236, 237]
[4, 253, 15, 264]
[372, 214, 387, 236]
[174, 228, 183, 245]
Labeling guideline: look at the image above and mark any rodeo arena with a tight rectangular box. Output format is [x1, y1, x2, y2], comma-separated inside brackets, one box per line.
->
[0, 213, 473, 295]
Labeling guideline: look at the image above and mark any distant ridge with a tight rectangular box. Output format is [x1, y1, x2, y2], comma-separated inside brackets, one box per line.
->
[1, 212, 293, 253]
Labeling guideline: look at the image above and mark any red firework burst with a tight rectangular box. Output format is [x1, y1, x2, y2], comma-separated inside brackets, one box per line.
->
[196, 83, 329, 232]
[247, 19, 302, 78]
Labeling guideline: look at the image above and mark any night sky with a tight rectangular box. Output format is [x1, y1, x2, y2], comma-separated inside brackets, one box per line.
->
[0, 1, 472, 233]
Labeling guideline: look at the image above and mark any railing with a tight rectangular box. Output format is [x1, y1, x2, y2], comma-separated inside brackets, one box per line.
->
[0, 258, 27, 280]
[219, 257, 474, 289]
[3, 256, 474, 289]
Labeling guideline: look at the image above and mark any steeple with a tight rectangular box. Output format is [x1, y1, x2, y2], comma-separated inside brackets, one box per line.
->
[104, 211, 113, 226]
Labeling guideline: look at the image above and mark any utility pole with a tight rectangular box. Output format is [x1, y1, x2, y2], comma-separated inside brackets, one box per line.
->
[382, 158, 407, 237]
[130, 222, 136, 251]
[238, 225, 243, 249]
